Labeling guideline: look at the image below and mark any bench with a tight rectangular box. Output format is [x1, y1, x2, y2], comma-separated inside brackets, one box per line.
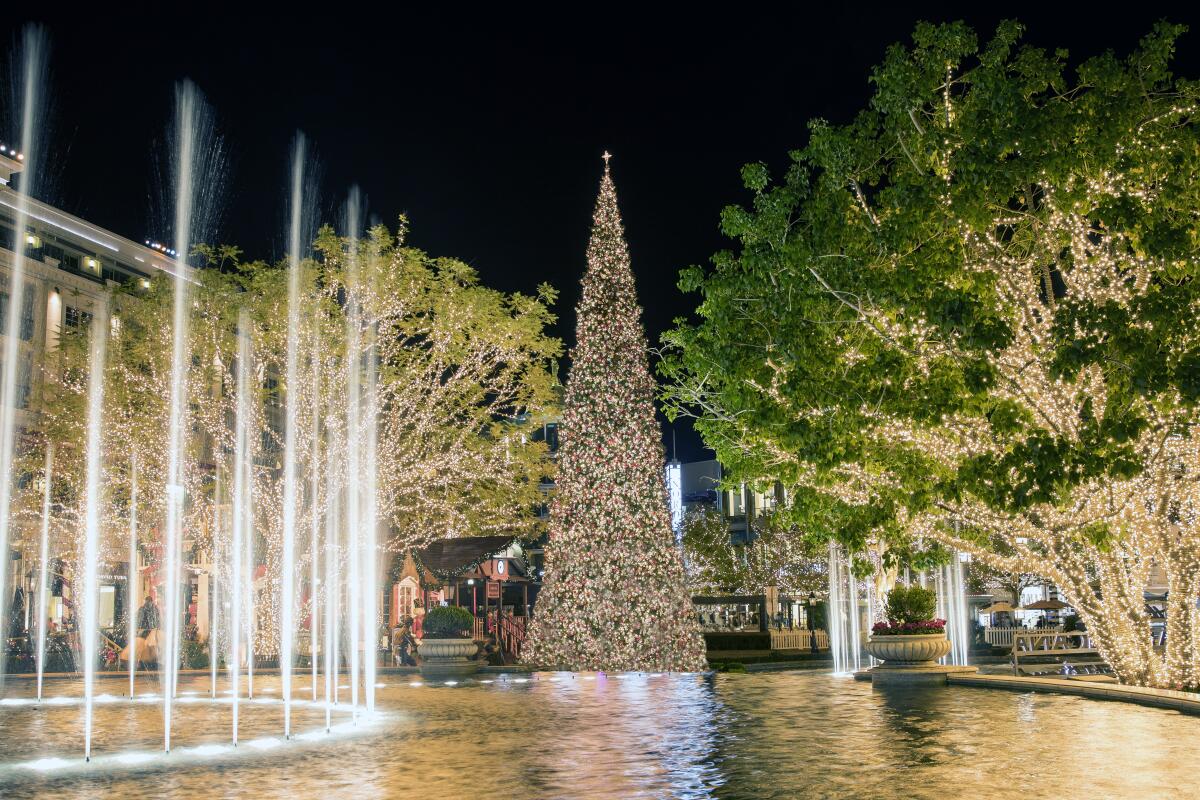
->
[1011, 630, 1112, 678]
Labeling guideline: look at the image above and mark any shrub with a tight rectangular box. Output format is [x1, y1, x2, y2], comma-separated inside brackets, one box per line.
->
[883, 584, 937, 624]
[183, 638, 210, 669]
[422, 606, 475, 639]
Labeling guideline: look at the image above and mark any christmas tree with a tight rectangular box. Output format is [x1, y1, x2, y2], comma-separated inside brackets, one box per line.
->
[526, 155, 707, 672]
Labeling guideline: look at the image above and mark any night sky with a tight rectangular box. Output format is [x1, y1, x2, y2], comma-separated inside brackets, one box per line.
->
[5, 8, 1200, 460]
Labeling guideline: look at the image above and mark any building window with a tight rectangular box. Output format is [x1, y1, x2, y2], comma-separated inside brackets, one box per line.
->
[0, 351, 33, 408]
[65, 305, 93, 332]
[17, 352, 31, 408]
[0, 288, 36, 341]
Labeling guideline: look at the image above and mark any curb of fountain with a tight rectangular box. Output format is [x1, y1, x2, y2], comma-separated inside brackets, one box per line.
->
[947, 673, 1200, 716]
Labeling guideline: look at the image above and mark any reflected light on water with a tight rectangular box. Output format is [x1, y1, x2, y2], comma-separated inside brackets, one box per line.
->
[2, 671, 1199, 797]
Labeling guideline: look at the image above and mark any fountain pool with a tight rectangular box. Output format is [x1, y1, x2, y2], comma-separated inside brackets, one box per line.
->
[1, 670, 1196, 798]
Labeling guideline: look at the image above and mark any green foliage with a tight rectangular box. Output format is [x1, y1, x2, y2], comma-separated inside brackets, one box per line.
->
[34, 220, 563, 612]
[422, 605, 475, 639]
[183, 637, 210, 669]
[659, 18, 1200, 569]
[883, 585, 937, 624]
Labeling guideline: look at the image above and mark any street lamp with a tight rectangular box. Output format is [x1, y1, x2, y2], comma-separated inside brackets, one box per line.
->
[807, 591, 819, 654]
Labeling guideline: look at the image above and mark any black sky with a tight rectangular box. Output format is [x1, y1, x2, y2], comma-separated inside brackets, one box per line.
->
[5, 8, 1200, 461]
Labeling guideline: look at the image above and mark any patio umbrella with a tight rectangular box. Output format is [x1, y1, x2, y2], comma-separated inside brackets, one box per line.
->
[979, 601, 1016, 614]
[1022, 599, 1070, 611]
[979, 601, 1016, 627]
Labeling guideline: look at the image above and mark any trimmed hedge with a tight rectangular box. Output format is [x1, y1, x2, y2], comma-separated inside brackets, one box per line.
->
[423, 605, 475, 639]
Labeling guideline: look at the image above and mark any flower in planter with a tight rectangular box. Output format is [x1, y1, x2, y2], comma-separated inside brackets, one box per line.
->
[872, 586, 946, 635]
[872, 619, 947, 636]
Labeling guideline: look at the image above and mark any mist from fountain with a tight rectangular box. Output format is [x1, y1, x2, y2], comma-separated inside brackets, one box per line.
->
[0, 23, 47, 688]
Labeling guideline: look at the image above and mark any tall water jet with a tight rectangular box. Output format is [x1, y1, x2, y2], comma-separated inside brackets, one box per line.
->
[210, 467, 221, 699]
[344, 188, 363, 717]
[323, 387, 339, 731]
[363, 326, 378, 713]
[827, 543, 861, 674]
[35, 444, 53, 700]
[245, 380, 256, 704]
[81, 304, 110, 761]
[0, 24, 47, 687]
[280, 132, 312, 738]
[161, 79, 223, 751]
[309, 328, 321, 701]
[938, 549, 970, 667]
[127, 456, 138, 698]
[230, 309, 251, 746]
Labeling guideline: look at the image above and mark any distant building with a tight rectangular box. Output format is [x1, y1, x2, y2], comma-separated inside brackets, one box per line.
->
[1, 152, 197, 645]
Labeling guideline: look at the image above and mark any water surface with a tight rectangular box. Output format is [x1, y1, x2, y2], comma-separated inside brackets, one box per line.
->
[0, 670, 1194, 798]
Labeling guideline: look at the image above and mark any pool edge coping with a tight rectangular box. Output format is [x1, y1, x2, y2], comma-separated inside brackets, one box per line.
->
[947, 673, 1200, 716]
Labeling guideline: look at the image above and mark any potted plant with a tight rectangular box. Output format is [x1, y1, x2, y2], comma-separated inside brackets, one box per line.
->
[417, 606, 480, 679]
[863, 585, 951, 667]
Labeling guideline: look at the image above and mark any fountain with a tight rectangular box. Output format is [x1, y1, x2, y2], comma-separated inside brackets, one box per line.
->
[826, 542, 862, 674]
[231, 308, 251, 745]
[281, 132, 315, 738]
[0, 24, 46, 688]
[0, 26, 404, 774]
[80, 305, 109, 761]
[309, 324, 321, 702]
[344, 187, 363, 719]
[363, 321, 379, 714]
[34, 445, 52, 701]
[127, 456, 138, 700]
[937, 550, 971, 667]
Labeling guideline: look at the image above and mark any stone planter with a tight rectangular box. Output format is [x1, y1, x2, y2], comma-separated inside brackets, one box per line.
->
[863, 633, 951, 667]
[417, 638, 480, 680]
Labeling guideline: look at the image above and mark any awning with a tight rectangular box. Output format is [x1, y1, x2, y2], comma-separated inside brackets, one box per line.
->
[411, 535, 517, 585]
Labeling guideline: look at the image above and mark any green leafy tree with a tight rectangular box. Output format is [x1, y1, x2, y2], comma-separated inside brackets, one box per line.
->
[33, 227, 560, 656]
[661, 21, 1200, 687]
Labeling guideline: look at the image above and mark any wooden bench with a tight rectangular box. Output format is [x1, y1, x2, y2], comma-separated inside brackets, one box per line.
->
[1011, 630, 1112, 678]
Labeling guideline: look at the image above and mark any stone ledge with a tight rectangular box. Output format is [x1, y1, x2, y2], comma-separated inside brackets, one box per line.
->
[947, 673, 1200, 716]
[856, 664, 978, 685]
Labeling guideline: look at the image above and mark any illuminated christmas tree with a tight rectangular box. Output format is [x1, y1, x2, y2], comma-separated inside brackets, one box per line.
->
[526, 155, 707, 671]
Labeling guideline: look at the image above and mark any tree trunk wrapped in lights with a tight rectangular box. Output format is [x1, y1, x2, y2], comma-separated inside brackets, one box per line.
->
[526, 158, 707, 672]
[661, 22, 1200, 688]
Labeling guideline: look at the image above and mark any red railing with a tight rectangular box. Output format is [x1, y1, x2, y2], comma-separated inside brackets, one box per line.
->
[500, 612, 526, 662]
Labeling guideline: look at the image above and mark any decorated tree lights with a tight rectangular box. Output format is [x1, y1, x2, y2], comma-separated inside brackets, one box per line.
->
[525, 155, 706, 672]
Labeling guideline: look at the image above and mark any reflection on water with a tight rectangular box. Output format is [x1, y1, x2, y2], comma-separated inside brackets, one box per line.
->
[1, 670, 1196, 798]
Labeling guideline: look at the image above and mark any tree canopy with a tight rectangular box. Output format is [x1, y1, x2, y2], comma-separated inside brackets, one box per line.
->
[661, 20, 1200, 687]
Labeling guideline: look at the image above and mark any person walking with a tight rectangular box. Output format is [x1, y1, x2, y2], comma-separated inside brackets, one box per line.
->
[136, 595, 161, 666]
